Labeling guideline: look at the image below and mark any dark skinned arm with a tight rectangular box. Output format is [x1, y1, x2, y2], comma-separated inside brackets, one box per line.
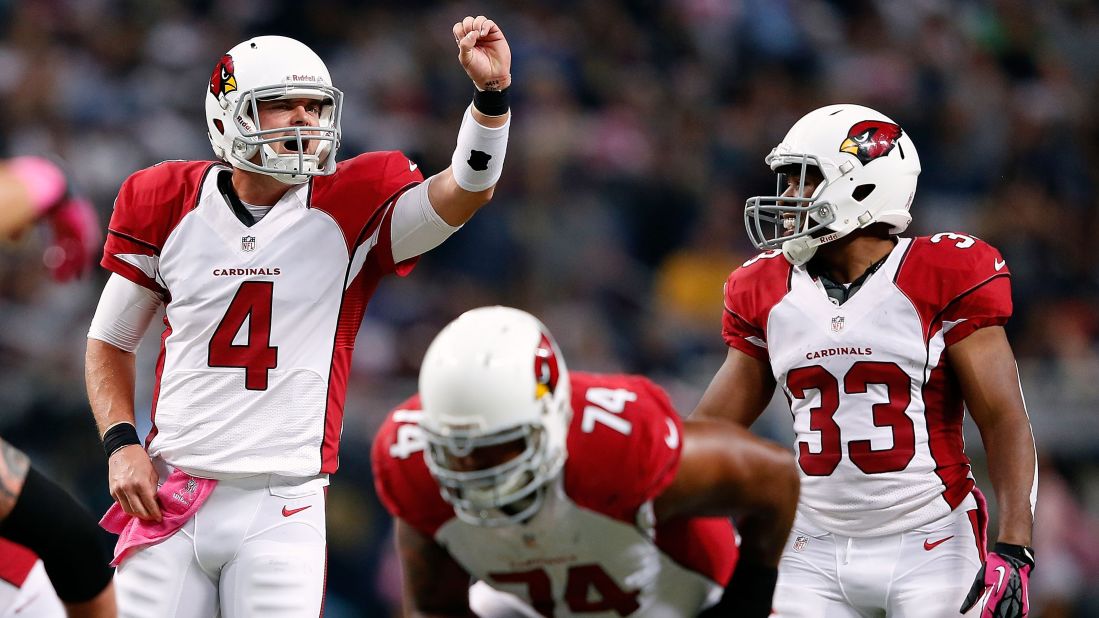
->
[691, 347, 777, 426]
[396, 519, 476, 618]
[947, 326, 1035, 547]
[653, 420, 798, 568]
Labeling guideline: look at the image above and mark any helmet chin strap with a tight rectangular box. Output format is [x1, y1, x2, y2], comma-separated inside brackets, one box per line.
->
[261, 144, 320, 185]
[781, 219, 863, 266]
[781, 236, 819, 266]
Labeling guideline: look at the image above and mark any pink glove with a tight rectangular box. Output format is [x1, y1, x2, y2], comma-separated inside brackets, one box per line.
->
[960, 543, 1034, 617]
[43, 195, 101, 282]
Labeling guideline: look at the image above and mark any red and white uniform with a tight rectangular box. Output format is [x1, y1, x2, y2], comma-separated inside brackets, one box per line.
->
[373, 372, 737, 617]
[102, 153, 422, 478]
[0, 540, 64, 617]
[723, 233, 1008, 536]
[723, 233, 1007, 616]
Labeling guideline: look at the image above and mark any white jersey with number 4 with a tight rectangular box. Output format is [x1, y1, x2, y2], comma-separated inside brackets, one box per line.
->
[102, 154, 422, 478]
[722, 234, 1012, 536]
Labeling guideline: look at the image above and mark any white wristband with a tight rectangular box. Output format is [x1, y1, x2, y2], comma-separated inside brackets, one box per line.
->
[450, 104, 510, 192]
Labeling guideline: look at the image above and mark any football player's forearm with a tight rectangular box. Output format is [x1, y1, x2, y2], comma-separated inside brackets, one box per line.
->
[738, 464, 798, 567]
[981, 413, 1036, 547]
[85, 338, 139, 434]
[63, 581, 118, 618]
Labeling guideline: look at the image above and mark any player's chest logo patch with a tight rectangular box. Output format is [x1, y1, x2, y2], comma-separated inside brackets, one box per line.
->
[793, 535, 809, 552]
[831, 315, 845, 332]
[241, 235, 256, 252]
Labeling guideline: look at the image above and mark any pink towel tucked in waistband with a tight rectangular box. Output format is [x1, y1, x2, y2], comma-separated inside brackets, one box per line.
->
[99, 469, 217, 567]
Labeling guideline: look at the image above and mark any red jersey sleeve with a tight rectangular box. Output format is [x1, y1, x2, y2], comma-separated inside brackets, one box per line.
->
[101, 161, 217, 296]
[0, 539, 37, 587]
[564, 373, 684, 523]
[370, 394, 455, 537]
[310, 151, 424, 277]
[894, 234, 1012, 345]
[721, 250, 792, 360]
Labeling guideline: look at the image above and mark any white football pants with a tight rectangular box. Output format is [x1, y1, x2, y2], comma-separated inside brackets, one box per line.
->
[114, 469, 328, 618]
[773, 504, 985, 617]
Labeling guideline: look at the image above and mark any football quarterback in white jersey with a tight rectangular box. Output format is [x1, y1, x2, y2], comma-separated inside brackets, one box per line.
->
[85, 16, 513, 617]
[373, 307, 799, 617]
[693, 104, 1037, 617]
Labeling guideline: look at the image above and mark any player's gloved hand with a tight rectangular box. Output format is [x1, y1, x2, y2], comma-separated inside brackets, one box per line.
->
[43, 194, 100, 282]
[959, 543, 1034, 617]
[698, 560, 777, 618]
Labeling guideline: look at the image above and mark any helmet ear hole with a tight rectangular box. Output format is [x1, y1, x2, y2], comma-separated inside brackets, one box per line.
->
[213, 119, 224, 135]
[853, 184, 876, 202]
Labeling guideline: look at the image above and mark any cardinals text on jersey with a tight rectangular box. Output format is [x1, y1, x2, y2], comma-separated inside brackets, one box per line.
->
[723, 234, 1010, 536]
[373, 372, 737, 617]
[102, 152, 422, 478]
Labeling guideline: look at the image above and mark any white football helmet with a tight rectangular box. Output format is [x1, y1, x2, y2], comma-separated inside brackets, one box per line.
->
[205, 36, 343, 185]
[745, 104, 921, 265]
[418, 306, 572, 527]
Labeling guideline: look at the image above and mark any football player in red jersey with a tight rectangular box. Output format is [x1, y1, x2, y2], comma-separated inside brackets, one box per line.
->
[1, 437, 116, 618]
[0, 158, 112, 617]
[84, 17, 513, 617]
[694, 104, 1037, 617]
[372, 306, 799, 617]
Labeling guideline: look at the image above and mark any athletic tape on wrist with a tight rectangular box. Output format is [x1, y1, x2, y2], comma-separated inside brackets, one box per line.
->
[473, 86, 509, 117]
[102, 421, 141, 458]
[451, 104, 510, 192]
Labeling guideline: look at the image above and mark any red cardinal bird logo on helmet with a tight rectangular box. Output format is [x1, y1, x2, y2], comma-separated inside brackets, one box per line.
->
[533, 334, 560, 399]
[209, 54, 237, 98]
[840, 120, 903, 165]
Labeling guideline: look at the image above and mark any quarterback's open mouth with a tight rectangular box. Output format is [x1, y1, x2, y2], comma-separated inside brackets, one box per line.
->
[284, 138, 310, 152]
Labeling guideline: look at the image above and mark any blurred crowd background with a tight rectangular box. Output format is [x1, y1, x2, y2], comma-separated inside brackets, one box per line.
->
[1, 0, 1097, 615]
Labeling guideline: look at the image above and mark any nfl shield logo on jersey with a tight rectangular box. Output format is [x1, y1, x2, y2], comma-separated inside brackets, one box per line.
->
[831, 315, 845, 332]
[241, 236, 256, 252]
[793, 535, 809, 553]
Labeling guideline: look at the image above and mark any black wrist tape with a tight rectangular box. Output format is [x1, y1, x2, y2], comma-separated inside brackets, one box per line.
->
[0, 467, 114, 602]
[103, 422, 141, 458]
[994, 542, 1035, 568]
[473, 86, 510, 117]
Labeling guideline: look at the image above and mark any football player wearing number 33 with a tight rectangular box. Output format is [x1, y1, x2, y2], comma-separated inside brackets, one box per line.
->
[372, 306, 800, 617]
[693, 104, 1037, 617]
[84, 15, 512, 617]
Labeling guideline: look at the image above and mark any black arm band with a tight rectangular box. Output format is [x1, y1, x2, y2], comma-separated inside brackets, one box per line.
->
[0, 467, 114, 602]
[102, 421, 141, 458]
[473, 86, 510, 117]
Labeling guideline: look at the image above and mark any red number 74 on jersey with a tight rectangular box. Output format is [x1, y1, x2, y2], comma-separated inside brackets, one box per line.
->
[490, 564, 640, 617]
